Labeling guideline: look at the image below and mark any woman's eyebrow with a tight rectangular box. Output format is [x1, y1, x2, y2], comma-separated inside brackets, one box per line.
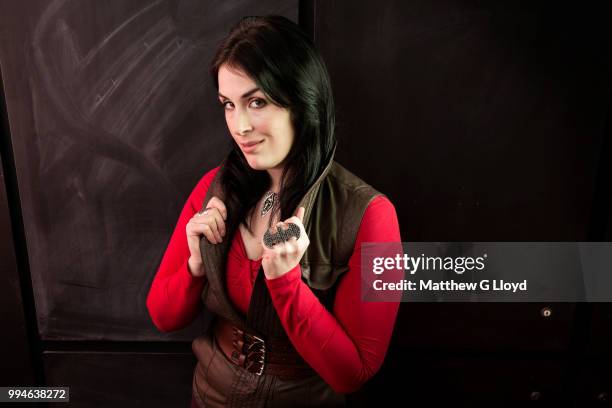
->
[218, 87, 260, 100]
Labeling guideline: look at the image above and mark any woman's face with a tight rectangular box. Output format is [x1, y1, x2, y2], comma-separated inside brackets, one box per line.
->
[217, 64, 294, 171]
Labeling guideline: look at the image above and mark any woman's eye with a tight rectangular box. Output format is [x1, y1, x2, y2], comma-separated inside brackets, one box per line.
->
[220, 101, 234, 110]
[249, 98, 266, 109]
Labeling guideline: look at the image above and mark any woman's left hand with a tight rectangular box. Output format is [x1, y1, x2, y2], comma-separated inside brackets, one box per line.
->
[261, 206, 309, 280]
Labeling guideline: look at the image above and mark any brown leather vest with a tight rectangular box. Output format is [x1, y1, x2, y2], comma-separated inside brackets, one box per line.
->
[197, 151, 382, 339]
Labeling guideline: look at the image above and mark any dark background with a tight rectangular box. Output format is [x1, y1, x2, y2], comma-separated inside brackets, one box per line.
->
[1, 0, 611, 406]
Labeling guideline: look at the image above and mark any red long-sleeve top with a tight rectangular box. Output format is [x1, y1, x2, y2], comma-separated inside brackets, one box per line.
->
[146, 167, 402, 394]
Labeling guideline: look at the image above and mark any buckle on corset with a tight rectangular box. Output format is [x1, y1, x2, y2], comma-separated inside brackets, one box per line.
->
[231, 327, 266, 376]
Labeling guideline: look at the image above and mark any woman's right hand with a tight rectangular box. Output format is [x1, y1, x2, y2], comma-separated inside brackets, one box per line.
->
[186, 196, 227, 277]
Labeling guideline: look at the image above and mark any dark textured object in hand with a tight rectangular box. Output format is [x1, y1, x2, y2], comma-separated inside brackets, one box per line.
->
[263, 223, 301, 248]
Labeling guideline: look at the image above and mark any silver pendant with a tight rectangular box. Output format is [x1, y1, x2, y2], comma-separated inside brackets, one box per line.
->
[261, 191, 277, 217]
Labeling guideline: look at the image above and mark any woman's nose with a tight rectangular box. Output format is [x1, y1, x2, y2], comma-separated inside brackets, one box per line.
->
[236, 110, 253, 135]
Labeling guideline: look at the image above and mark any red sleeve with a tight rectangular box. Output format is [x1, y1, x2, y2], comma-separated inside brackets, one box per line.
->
[265, 195, 402, 393]
[146, 167, 220, 333]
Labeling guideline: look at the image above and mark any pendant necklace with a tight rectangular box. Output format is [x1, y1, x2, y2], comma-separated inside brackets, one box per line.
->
[261, 191, 277, 217]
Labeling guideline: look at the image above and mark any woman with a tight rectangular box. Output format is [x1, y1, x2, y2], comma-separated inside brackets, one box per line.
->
[146, 15, 402, 407]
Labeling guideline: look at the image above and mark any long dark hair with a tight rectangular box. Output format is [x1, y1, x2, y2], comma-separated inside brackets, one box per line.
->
[211, 15, 336, 233]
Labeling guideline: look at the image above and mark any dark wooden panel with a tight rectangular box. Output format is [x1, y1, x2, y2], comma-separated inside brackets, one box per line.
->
[315, 1, 610, 242]
[348, 352, 568, 407]
[394, 302, 574, 352]
[0, 0, 297, 340]
[587, 304, 612, 356]
[575, 358, 612, 407]
[44, 351, 196, 407]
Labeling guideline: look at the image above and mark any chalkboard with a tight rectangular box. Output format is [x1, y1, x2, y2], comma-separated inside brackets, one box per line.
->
[0, 0, 297, 341]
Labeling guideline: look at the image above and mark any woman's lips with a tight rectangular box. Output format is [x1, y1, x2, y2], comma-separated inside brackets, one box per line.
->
[240, 140, 264, 153]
